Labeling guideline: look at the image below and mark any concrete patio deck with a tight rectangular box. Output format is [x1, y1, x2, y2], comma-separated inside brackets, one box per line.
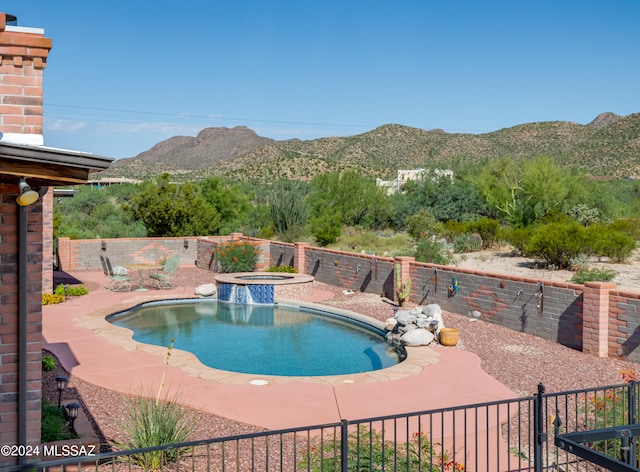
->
[43, 270, 517, 430]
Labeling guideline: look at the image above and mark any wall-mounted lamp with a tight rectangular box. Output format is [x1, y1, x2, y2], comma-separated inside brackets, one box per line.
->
[16, 178, 39, 206]
[101, 241, 107, 252]
[184, 239, 189, 250]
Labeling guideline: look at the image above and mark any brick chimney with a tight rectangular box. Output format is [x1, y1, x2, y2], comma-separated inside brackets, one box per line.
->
[0, 12, 52, 146]
[0, 13, 55, 292]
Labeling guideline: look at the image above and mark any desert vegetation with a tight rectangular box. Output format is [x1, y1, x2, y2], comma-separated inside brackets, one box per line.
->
[56, 156, 640, 278]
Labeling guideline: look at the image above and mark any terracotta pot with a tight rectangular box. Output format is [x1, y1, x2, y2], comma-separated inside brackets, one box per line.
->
[439, 327, 460, 347]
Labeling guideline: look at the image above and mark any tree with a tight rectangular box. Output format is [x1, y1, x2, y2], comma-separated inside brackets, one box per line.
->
[309, 171, 391, 229]
[470, 156, 582, 227]
[129, 175, 221, 236]
[199, 177, 251, 234]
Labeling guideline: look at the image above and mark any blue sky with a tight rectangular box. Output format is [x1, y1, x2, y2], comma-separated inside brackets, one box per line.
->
[6, 1, 640, 159]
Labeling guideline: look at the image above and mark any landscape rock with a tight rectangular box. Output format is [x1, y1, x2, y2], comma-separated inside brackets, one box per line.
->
[400, 329, 434, 346]
[195, 283, 217, 297]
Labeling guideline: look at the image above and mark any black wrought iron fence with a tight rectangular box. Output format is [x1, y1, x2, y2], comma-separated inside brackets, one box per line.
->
[3, 382, 640, 472]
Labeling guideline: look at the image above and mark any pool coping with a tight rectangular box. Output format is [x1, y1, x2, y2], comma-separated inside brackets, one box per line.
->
[77, 297, 439, 386]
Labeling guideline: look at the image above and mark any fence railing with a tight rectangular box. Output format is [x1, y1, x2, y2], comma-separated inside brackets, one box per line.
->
[3, 382, 640, 471]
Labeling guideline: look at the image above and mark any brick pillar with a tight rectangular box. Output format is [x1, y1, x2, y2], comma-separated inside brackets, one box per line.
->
[56, 237, 71, 272]
[294, 242, 309, 274]
[582, 282, 616, 357]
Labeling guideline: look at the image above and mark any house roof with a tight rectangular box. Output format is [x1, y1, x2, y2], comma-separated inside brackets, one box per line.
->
[0, 141, 113, 186]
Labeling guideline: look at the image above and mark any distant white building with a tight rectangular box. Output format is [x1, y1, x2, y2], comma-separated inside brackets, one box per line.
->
[376, 168, 453, 194]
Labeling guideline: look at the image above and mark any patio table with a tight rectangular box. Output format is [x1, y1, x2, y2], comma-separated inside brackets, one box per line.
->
[126, 263, 163, 291]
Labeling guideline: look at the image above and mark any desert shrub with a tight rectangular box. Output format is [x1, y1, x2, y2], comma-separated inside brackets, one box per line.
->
[300, 426, 463, 471]
[53, 284, 88, 297]
[42, 354, 56, 372]
[406, 209, 444, 240]
[414, 236, 455, 265]
[265, 265, 298, 273]
[523, 222, 589, 269]
[570, 268, 617, 284]
[441, 220, 467, 242]
[215, 241, 260, 273]
[41, 399, 76, 442]
[586, 225, 637, 263]
[502, 226, 534, 256]
[609, 217, 640, 240]
[568, 253, 590, 272]
[453, 232, 482, 253]
[466, 217, 501, 249]
[310, 212, 341, 247]
[117, 391, 191, 470]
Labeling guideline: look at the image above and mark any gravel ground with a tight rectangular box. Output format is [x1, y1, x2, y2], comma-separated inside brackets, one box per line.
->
[42, 267, 640, 462]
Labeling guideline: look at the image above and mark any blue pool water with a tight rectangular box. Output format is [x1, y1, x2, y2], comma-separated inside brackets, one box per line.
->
[108, 299, 404, 376]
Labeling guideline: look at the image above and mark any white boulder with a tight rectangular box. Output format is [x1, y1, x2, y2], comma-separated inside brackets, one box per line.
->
[400, 329, 435, 346]
[195, 283, 217, 297]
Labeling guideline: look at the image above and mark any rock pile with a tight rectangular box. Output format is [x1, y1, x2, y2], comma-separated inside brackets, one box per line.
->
[385, 304, 446, 347]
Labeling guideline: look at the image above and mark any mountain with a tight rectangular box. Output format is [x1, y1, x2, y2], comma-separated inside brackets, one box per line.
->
[98, 113, 640, 181]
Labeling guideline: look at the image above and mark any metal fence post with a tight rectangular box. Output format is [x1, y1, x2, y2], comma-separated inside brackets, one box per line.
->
[341, 419, 349, 472]
[628, 380, 637, 465]
[534, 383, 546, 472]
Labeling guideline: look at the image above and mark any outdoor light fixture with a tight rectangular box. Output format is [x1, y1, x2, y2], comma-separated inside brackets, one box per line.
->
[55, 376, 68, 408]
[16, 178, 39, 206]
[65, 402, 81, 435]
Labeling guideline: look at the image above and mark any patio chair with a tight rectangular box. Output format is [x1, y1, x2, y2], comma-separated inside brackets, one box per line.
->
[149, 255, 180, 290]
[100, 255, 133, 291]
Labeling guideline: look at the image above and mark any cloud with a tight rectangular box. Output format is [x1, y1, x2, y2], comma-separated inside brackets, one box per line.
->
[45, 119, 87, 132]
[99, 121, 203, 136]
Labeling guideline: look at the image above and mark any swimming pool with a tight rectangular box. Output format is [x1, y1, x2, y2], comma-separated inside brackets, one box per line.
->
[107, 299, 405, 377]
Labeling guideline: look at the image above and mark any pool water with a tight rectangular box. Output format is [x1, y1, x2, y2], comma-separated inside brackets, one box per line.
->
[108, 300, 404, 376]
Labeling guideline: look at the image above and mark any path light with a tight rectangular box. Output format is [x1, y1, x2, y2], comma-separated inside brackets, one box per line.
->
[65, 402, 81, 435]
[55, 376, 68, 408]
[16, 178, 39, 206]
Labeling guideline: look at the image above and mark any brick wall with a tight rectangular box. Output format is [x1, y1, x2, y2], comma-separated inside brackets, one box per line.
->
[0, 183, 42, 458]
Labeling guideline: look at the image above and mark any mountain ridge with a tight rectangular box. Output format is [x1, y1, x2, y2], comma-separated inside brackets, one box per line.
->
[99, 112, 640, 181]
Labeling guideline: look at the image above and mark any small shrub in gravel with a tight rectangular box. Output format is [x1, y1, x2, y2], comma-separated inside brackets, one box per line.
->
[570, 267, 617, 284]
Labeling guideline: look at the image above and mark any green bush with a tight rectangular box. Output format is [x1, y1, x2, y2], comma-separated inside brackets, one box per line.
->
[42, 355, 56, 372]
[406, 209, 444, 241]
[265, 265, 298, 273]
[586, 225, 636, 263]
[466, 217, 501, 249]
[310, 212, 341, 246]
[41, 399, 76, 442]
[570, 267, 617, 284]
[608, 217, 640, 240]
[503, 226, 534, 256]
[215, 241, 260, 273]
[523, 222, 590, 269]
[414, 236, 455, 265]
[453, 232, 483, 253]
[54, 284, 89, 297]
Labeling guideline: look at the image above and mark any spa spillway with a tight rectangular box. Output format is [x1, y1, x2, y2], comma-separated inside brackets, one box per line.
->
[215, 272, 315, 304]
